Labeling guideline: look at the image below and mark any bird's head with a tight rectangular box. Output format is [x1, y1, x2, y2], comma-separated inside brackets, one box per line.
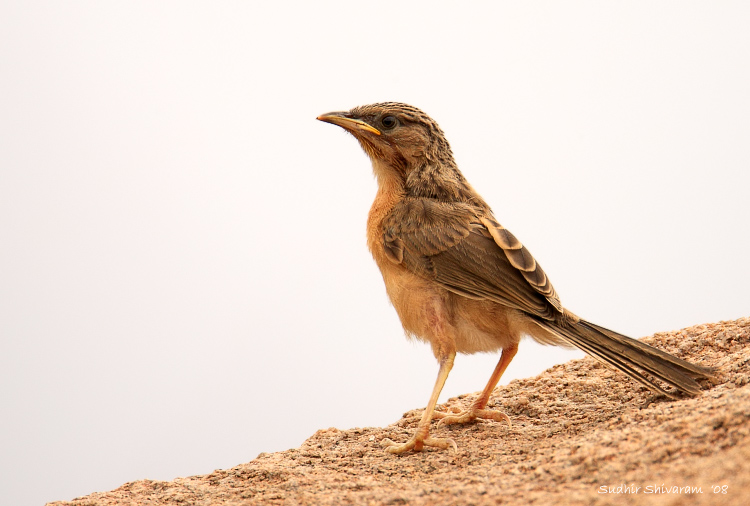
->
[317, 102, 457, 179]
[318, 102, 484, 203]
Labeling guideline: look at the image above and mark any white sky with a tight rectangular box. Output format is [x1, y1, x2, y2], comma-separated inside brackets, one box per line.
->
[1, 2, 748, 505]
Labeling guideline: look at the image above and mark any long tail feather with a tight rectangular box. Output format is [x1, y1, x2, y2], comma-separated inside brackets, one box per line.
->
[532, 319, 716, 398]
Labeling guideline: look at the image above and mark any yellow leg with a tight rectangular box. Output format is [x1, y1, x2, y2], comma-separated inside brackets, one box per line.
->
[435, 344, 518, 427]
[382, 352, 458, 454]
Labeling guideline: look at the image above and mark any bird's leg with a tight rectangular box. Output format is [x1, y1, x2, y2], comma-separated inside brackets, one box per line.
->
[434, 343, 518, 427]
[382, 352, 458, 454]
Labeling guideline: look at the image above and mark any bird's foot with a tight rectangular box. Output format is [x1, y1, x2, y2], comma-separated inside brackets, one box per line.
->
[382, 432, 457, 454]
[434, 405, 511, 427]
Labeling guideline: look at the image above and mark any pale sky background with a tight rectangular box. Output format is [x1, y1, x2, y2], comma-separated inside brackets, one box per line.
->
[1, 2, 748, 505]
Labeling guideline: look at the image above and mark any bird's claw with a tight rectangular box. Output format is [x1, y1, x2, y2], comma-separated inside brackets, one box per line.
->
[382, 435, 458, 454]
[434, 407, 512, 428]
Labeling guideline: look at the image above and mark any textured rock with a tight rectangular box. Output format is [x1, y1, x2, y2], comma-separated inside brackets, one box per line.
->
[48, 317, 749, 506]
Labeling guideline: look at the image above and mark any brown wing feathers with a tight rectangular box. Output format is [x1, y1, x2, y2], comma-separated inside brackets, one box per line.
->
[383, 199, 560, 320]
[480, 216, 561, 311]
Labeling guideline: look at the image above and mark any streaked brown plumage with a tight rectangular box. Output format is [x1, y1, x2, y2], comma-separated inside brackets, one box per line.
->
[317, 102, 716, 454]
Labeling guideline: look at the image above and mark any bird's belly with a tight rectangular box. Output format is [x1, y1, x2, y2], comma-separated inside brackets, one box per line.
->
[380, 264, 444, 340]
[453, 319, 504, 354]
[451, 297, 523, 354]
[380, 260, 521, 355]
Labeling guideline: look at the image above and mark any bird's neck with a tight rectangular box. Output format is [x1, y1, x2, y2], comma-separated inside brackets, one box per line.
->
[406, 162, 486, 206]
[367, 158, 406, 260]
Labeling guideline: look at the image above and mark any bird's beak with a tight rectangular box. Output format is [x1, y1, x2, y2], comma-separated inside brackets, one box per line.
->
[316, 112, 381, 136]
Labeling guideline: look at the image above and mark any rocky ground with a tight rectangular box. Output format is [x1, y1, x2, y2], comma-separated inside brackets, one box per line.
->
[49, 317, 749, 506]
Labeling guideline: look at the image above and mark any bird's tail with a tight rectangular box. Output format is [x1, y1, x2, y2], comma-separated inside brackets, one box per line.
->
[532, 318, 716, 398]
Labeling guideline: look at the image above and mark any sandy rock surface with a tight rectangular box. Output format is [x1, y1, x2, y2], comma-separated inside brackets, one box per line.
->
[49, 317, 749, 506]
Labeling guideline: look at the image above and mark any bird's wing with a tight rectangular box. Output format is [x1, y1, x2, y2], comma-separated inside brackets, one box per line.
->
[382, 198, 562, 320]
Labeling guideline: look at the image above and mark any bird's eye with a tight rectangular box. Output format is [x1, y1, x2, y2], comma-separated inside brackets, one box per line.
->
[381, 116, 398, 129]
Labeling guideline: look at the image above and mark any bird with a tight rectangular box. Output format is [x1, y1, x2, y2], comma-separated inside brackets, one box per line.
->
[316, 102, 716, 454]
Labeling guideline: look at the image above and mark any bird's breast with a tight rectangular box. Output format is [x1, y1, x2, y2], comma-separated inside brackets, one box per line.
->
[366, 179, 404, 265]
